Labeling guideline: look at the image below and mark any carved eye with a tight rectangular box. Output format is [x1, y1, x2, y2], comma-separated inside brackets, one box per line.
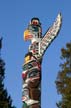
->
[28, 71, 38, 78]
[32, 20, 38, 25]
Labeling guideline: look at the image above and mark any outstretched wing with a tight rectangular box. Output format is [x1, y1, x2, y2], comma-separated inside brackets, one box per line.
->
[40, 13, 62, 57]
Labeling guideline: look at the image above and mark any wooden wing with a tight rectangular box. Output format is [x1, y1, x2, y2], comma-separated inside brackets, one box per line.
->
[40, 13, 62, 57]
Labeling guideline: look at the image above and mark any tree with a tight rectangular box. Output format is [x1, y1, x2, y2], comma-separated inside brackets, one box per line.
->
[55, 42, 71, 108]
[0, 38, 16, 108]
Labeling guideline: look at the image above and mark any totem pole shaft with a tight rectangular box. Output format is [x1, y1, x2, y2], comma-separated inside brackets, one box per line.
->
[22, 14, 62, 108]
[22, 53, 41, 108]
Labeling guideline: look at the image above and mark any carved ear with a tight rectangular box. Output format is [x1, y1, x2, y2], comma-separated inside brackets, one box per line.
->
[40, 13, 62, 57]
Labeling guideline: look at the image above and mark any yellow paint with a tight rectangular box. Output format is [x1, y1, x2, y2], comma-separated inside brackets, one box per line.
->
[24, 30, 33, 41]
[25, 55, 31, 63]
[24, 30, 29, 40]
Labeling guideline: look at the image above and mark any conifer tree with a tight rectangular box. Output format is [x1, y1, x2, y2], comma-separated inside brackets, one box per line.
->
[55, 42, 71, 108]
[0, 38, 16, 108]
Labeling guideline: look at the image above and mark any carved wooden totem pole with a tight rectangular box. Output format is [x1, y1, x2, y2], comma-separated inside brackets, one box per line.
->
[22, 13, 62, 108]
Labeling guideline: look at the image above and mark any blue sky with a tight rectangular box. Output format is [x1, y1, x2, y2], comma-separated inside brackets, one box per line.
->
[0, 0, 71, 108]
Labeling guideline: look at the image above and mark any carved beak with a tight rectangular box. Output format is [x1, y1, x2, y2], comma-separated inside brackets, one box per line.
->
[24, 30, 33, 41]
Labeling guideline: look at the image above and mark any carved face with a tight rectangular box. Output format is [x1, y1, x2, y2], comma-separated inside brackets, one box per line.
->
[31, 19, 39, 26]
[23, 58, 40, 72]
[24, 18, 42, 42]
[30, 17, 40, 26]
[22, 60, 41, 80]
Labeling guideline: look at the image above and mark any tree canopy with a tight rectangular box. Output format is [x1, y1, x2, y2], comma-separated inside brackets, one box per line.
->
[0, 38, 16, 108]
[55, 42, 71, 108]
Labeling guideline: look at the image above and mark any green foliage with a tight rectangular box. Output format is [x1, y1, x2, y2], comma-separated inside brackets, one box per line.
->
[0, 44, 16, 108]
[55, 42, 71, 108]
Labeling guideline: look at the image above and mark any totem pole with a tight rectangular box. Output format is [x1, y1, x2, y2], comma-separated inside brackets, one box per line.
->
[22, 13, 62, 108]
